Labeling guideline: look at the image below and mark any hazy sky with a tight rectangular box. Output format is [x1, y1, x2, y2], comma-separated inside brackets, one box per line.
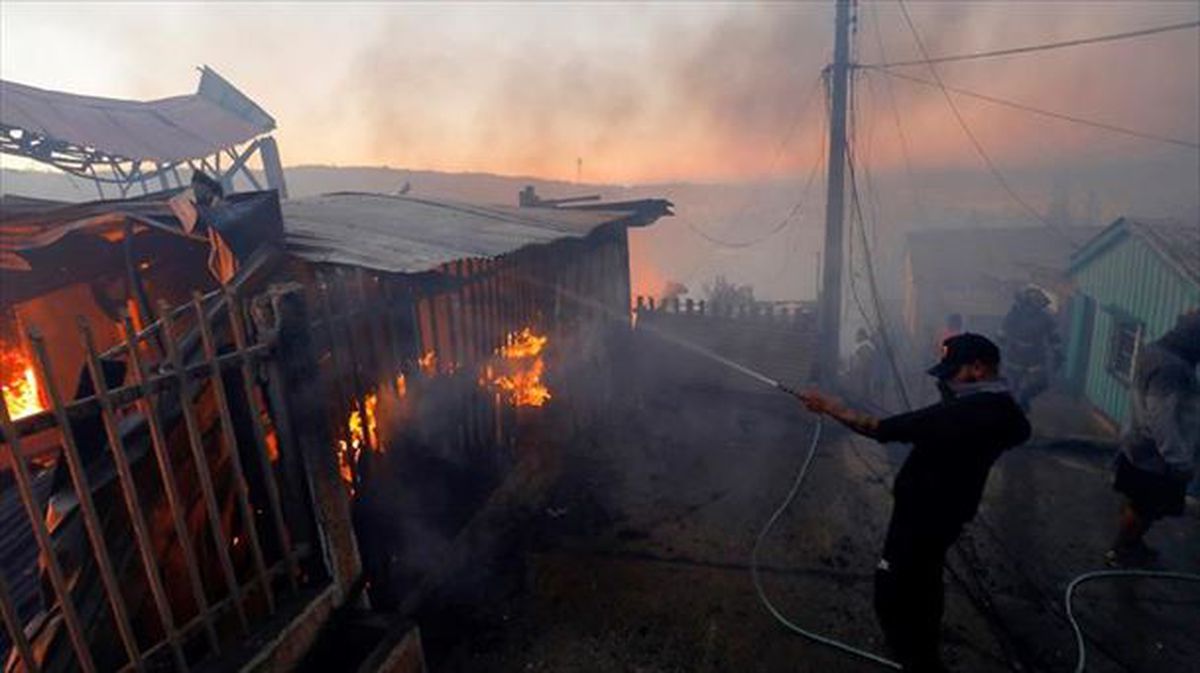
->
[2, 1, 1197, 185]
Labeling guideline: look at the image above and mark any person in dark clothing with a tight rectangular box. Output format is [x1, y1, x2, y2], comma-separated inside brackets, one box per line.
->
[1107, 309, 1200, 567]
[800, 333, 1031, 672]
[999, 286, 1063, 411]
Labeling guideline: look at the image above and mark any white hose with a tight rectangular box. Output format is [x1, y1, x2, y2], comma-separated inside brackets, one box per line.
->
[750, 417, 904, 669]
[1064, 569, 1200, 673]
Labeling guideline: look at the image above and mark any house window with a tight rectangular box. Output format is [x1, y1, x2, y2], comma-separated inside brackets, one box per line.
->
[1107, 316, 1142, 383]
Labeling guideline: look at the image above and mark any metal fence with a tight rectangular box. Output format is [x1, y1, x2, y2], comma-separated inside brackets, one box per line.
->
[0, 288, 318, 673]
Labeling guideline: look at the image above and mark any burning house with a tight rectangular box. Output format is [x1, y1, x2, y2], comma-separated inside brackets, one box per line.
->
[0, 72, 672, 672]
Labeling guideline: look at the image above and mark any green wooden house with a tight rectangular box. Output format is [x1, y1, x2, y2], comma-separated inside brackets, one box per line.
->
[1064, 217, 1200, 426]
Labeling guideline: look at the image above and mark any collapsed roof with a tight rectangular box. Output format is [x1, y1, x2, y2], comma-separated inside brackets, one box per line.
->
[0, 67, 274, 164]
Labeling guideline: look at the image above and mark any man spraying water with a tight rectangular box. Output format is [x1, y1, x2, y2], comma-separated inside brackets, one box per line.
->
[799, 333, 1031, 672]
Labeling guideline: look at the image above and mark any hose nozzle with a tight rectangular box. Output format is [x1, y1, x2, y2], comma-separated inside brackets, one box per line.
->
[776, 382, 802, 399]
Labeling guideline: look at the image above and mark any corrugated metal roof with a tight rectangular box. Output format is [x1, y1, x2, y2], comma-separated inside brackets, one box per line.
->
[1069, 217, 1200, 287]
[0, 188, 671, 279]
[1130, 218, 1200, 287]
[0, 469, 53, 659]
[0, 68, 274, 163]
[282, 192, 671, 273]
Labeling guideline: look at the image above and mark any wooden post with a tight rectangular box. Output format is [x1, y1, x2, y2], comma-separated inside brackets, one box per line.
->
[225, 289, 301, 593]
[266, 283, 361, 603]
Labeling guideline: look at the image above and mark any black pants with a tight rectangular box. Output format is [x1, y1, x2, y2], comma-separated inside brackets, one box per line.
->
[874, 508, 962, 672]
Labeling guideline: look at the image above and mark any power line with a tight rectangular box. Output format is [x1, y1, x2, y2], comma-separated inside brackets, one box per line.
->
[865, 66, 1200, 150]
[686, 76, 824, 249]
[846, 144, 912, 410]
[844, 73, 911, 409]
[865, 0, 927, 220]
[894, 0, 1080, 247]
[862, 19, 1200, 68]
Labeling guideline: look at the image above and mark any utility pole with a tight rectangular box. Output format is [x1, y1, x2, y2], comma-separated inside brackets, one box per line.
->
[817, 0, 852, 384]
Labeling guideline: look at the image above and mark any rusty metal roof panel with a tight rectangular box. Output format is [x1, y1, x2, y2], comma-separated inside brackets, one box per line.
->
[281, 192, 670, 273]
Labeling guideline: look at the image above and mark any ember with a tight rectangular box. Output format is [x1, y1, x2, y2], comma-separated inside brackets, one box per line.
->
[1, 345, 45, 420]
[482, 328, 551, 407]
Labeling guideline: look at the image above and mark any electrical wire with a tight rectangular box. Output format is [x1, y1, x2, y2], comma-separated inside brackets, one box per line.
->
[845, 144, 912, 408]
[865, 0, 926, 219]
[681, 100, 829, 289]
[861, 19, 1200, 69]
[864, 67, 1200, 150]
[686, 76, 825, 249]
[892, 0, 1081, 247]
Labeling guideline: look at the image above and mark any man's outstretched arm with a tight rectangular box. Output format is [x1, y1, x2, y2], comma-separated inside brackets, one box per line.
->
[798, 390, 883, 439]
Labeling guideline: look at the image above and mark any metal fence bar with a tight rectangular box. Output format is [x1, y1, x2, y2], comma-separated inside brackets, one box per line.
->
[225, 289, 300, 594]
[114, 548, 306, 673]
[191, 294, 275, 616]
[157, 301, 250, 634]
[100, 288, 223, 359]
[27, 329, 146, 672]
[11, 344, 271, 441]
[120, 314, 221, 653]
[78, 320, 189, 673]
[0, 568, 38, 673]
[0, 398, 95, 673]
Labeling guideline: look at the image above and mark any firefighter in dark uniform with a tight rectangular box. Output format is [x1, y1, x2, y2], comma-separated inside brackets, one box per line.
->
[999, 286, 1063, 411]
[800, 334, 1031, 672]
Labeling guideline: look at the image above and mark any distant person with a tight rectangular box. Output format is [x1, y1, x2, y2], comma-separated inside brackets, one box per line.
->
[936, 313, 963, 357]
[847, 327, 886, 401]
[1107, 310, 1200, 567]
[998, 287, 1063, 411]
[801, 333, 1031, 672]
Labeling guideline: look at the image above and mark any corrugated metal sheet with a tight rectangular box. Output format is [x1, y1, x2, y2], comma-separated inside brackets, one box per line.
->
[1068, 218, 1200, 424]
[0, 469, 53, 660]
[282, 192, 670, 273]
[0, 68, 274, 163]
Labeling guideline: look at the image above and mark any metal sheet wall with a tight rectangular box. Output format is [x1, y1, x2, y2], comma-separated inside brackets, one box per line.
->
[1070, 232, 1200, 424]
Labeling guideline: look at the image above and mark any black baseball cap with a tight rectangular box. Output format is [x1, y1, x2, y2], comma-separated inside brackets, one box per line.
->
[927, 332, 1001, 379]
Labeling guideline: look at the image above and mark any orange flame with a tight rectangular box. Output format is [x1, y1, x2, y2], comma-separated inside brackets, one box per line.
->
[418, 351, 438, 376]
[482, 328, 551, 407]
[335, 391, 382, 495]
[1, 346, 45, 421]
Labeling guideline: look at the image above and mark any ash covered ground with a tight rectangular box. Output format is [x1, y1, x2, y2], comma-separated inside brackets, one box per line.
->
[415, 332, 1200, 673]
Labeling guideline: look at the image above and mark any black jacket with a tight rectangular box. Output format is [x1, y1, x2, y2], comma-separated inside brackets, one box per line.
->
[876, 389, 1031, 525]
